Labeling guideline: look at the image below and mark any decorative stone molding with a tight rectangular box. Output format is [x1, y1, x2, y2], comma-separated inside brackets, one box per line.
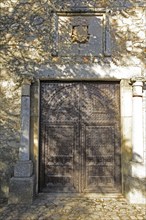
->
[51, 12, 58, 56]
[130, 77, 145, 97]
[51, 11, 111, 58]
[22, 77, 34, 85]
[104, 11, 111, 57]
[132, 81, 143, 97]
[130, 77, 146, 84]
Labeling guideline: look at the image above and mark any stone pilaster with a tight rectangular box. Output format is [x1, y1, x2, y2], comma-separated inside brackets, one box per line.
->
[9, 78, 35, 204]
[19, 80, 31, 160]
[126, 77, 146, 204]
[132, 79, 144, 163]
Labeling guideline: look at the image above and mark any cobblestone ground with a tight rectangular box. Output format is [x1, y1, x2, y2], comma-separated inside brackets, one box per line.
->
[0, 194, 145, 220]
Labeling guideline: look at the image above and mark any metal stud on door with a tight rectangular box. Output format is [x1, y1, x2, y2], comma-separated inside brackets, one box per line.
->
[39, 81, 121, 193]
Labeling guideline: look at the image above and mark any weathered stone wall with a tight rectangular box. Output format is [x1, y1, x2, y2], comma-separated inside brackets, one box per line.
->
[1, 1, 145, 73]
[143, 84, 146, 163]
[0, 73, 21, 199]
[0, 0, 145, 199]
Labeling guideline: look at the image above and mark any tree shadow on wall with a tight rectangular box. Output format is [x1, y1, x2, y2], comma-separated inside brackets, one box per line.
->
[122, 138, 146, 202]
[0, 81, 145, 219]
[39, 81, 121, 195]
[0, 0, 145, 204]
[0, 86, 20, 201]
[1, 0, 145, 81]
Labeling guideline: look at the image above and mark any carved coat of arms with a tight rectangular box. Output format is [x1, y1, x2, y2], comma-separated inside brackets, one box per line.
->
[72, 25, 89, 43]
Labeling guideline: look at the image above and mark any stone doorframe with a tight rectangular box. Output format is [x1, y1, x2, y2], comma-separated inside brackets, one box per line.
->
[9, 67, 146, 204]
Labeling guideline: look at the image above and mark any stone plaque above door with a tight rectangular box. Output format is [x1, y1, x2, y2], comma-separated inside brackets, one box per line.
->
[51, 12, 111, 58]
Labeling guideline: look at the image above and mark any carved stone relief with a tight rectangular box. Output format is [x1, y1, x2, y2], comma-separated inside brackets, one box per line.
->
[71, 25, 89, 43]
[51, 12, 111, 59]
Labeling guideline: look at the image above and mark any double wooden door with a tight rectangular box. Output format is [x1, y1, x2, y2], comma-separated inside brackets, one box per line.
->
[39, 81, 121, 193]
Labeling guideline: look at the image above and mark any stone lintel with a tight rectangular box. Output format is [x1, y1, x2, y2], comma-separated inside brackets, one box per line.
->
[36, 65, 142, 79]
[14, 160, 33, 177]
[9, 175, 35, 204]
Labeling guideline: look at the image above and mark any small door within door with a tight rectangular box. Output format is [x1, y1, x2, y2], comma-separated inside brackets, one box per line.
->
[39, 81, 121, 193]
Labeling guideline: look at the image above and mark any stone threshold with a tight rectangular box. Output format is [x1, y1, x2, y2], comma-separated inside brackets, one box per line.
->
[37, 193, 124, 199]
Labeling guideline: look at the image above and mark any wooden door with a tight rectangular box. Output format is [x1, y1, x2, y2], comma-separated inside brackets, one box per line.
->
[39, 81, 121, 193]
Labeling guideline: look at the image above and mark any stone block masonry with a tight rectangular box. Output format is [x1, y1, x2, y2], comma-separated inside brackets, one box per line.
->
[0, 0, 146, 204]
[8, 176, 34, 204]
